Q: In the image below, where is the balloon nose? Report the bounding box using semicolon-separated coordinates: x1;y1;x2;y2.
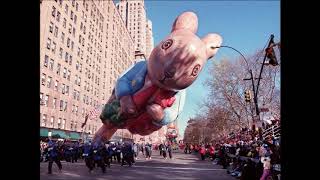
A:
164;67;176;78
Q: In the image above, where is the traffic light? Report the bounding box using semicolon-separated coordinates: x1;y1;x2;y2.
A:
244;90;252;102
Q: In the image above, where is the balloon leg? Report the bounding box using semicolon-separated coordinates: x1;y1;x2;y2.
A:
93;123;118;143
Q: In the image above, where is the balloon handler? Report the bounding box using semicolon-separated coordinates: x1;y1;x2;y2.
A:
93;11;222;144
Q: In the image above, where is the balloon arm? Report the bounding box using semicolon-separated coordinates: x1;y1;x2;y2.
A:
115;61;147;99
152;90;186;126
93;123;118;144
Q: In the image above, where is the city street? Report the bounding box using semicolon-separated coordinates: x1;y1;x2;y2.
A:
40;150;234;180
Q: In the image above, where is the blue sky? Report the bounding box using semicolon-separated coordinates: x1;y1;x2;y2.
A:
144;0;280;137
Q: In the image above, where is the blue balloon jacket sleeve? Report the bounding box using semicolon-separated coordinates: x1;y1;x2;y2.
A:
115;60;147;99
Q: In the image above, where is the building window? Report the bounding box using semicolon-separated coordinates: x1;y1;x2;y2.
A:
73;90;76;99
72;27;76;37
76;61;79;70
75;106;78;115
57;118;61;129
65;52;68;62
50;116;54;128
53;98;57;109
61;83;65;94
40;93;43;104
57;11;61;22
46;38;51;49
76;3;79;11
51;42;56;53
67;38;70;48
74;122;77;131
77;47;80;57
56;63;61;75
65;4;68;14
47;76;52;88
74;15;77;24
54;26;58;37
44;55;49;67
54;80;58;91
66;85;69;95
64;101;68;111
41;73;46;85
44;95;49;107
63;68;67;78
61;32;65;43
49;22;53;33
63;18;66;28
79;64;82;72
71;41;74;51
70;121;73;130
69;23;72;34
49;59;54;70
52;6;56;17
60;100;63;111
62;119;66;129
71;11;74;20
67;70;71;80
41;114;47;127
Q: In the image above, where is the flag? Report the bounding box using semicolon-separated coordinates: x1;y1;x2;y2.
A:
81;105;103;128
88;106;101;120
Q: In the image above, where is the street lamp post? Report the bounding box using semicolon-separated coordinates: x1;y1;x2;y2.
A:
213;34;279;127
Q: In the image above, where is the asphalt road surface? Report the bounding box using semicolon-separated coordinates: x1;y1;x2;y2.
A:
40;150;234;180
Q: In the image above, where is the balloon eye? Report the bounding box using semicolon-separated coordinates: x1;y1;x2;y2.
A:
161;39;173;50
191;64;201;76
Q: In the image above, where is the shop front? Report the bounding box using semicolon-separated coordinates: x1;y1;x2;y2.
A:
40;127;83;141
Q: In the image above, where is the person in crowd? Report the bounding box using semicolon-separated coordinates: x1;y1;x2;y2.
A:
159;143;164;156
167;142;173;159
209;144;215;161
199;144;206;160
240;159;256;180
121;142;134;167
115;142;122;163
71;142;79;163
104;143;111;168
92;142;106;173
141;143;145;156
162;143;167;159
133;142;139;160
145;142;152;160
260;156;271;180
64;145;72;162
47;140;62;174
107;143;115;163
83;141;94;172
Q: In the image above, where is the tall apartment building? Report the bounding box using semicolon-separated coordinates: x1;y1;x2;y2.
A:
40;0;135;141
117;0;151;59
145;19;154;59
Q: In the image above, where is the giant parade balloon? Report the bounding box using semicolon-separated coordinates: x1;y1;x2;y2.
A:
93;11;222;143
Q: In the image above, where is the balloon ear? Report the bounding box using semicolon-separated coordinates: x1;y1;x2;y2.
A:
171;11;198;34
201;33;223;59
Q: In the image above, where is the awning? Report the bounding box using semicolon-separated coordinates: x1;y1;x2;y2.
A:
51;130;69;139
40;128;48;137
69;132;81;140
